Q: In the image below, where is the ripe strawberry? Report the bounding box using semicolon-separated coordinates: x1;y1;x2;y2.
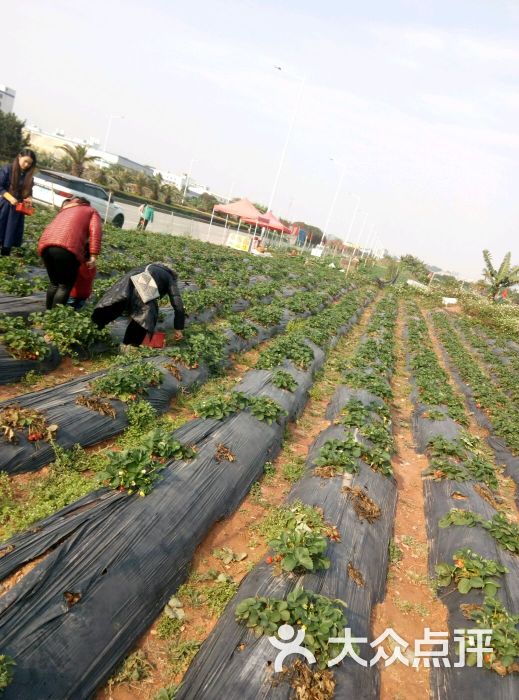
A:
265;556;273;565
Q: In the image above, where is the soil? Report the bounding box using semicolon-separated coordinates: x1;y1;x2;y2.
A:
95;297;377;699
371;303;448;700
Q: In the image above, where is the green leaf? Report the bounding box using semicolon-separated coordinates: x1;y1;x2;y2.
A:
457;578;472;594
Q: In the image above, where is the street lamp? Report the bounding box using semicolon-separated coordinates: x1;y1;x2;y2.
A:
181;158;198;204
266;66;306;214
321;158;347;246
345;211;368;276
103;114;124;152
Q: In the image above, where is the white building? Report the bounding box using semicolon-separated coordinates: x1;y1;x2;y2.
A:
0;85;15;113
153;169;185;190
87;147;154;176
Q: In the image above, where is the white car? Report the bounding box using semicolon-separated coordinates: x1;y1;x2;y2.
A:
32;170;125;227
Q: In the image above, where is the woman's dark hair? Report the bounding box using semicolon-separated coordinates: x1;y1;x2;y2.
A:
61;196;90;208
10;148;37;199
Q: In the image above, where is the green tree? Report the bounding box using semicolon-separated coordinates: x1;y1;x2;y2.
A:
161;184;182;205
0;112;30;160
108;165;132;192
400;254;431;284
133;172;149;197
192;192;219;213
253;202;268;214
482;249;519;301
148;173;162;201
36;151;59;169
57;144;96;177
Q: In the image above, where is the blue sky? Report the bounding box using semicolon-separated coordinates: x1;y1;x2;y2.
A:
5;0;519;278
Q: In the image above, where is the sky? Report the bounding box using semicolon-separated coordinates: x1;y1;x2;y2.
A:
4;0;519;279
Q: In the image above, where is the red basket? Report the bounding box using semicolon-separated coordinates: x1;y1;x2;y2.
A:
142;331;166;349
15;202;35;216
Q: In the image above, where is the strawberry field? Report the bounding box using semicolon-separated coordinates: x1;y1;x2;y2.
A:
0;213;518;700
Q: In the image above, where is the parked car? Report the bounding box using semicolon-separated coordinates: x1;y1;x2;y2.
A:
32;170;125;227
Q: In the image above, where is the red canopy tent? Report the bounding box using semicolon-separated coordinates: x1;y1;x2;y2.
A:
213;198;263;221
207;198;265;242
242;210;291;234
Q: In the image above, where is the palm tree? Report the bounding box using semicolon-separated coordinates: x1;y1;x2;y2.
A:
148;173;162;201
482;250;519;301
108;165;131;192
57;144;96;177
133;172;149;197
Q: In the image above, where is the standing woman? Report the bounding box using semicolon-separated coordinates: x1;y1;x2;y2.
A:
0;148;37;256
37;197;102;309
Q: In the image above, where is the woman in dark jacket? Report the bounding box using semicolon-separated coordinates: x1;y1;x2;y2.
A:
92;262;185;346
0;148;37;256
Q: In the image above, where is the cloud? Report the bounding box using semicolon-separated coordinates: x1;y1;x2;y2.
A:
420;93;478;119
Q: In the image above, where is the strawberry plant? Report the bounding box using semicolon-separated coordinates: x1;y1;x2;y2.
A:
271;370;298;392
165;328;226;374
340;399;371;427
193;395;236;420
269;529;330;573
0;274;33;296
0;654;15;692
30;306;112;357
365;446;393;477
0;315;49;361
435;548;507;596
228;318;257;340
256;336;314;370
0;404;58;444
484;513;519;554
316;437;361;473
97;427;194;496
247;395;287;424
92;359;163;401
439;509;484;528
235;587;350;669
461;596;519;674
342;367;392;400
359;423;394;452
440;509;519;554
194;392;285;424
246;303;284;327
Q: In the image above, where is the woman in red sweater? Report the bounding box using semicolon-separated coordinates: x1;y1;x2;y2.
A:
37;197;102;309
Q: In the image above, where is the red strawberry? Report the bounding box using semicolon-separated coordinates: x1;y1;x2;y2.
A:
265;556;273;565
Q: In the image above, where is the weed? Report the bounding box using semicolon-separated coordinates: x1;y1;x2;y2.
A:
154;686;180;700
167;640;201;675
263;461;276;483
156;615;183;640
394;599;429;617
282;457;305;483
110;650;152;685
388;539;403;565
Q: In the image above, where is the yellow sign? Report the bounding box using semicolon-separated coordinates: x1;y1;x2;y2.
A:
226;232;251;252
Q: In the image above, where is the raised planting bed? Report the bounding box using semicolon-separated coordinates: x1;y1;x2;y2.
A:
0;293;371;699
405;302;519;699
177;293;399;699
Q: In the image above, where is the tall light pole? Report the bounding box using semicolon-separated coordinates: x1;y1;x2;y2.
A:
103;114;124;152
322;158;347;246
344;193;360;248
345;211;368;276
362;224;376;263
266;66;305;214
181;158;197;204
